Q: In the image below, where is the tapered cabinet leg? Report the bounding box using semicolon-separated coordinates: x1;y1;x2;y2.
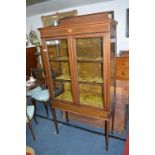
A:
65;111;69;122
51;108;59;134
105;120;109;151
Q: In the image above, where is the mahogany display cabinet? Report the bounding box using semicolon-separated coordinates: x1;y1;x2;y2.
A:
38;12;117;151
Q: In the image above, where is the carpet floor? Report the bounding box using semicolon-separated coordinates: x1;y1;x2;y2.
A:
26;102;128;155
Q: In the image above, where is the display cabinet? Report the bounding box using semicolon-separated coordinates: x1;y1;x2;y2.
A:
39;12;117;151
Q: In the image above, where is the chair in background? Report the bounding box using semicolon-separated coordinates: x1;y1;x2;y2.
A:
31;89;50;117
26;101;38;140
27;67;64;117
27;68;50;117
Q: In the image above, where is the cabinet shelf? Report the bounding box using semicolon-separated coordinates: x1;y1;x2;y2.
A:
56;74;71;81
49;56;103;63
79;76;103;84
55;74;103;84
77;57;103;63
49;56;69;62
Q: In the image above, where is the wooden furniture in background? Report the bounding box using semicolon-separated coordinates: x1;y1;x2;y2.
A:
115;51;129;132
115;80;129;133
26;47;38;76
116;52;129;80
39;12;117;151
26;69;50;117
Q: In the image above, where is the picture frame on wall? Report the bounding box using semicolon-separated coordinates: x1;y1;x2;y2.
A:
41;10;78;27
126;8;129;37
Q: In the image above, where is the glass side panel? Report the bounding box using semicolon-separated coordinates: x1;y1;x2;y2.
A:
46;39;73;102
110;40;116;106
110;27;116;108
75;37;104;108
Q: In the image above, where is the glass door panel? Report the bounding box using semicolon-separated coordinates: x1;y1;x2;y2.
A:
75;37;104;108
77;62;103;84
46;39;73;102
76;38;103;60
79;84;103;108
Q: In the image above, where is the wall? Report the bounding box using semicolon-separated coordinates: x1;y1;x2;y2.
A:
26;0;129;54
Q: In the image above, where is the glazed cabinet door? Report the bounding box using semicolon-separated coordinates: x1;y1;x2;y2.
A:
44;38;74;103
73;34;105;109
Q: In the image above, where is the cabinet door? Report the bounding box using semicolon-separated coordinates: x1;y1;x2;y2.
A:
45;39;73;102
74;35;104;109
